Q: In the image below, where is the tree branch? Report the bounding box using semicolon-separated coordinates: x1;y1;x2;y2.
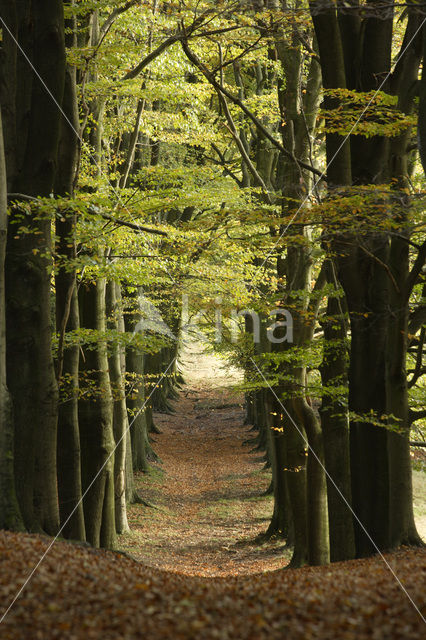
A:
181;40;324;180
409;408;426;425
211;36;264;75
408;409;426;424
99;212;168;236
408;326;426;388
99;1;140;41
304;259;329;343
122;34;181;80
405;239;426;300
7;194;167;237
210;143;242;186
408;303;426;337
122;9;216;81
217;73;272;200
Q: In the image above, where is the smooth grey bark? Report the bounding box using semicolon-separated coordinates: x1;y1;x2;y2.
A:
125;288;151;472
106;280;130;533
78;278;116;549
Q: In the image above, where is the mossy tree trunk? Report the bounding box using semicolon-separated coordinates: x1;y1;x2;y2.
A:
106;280;130;534
124;287;151;472
78;278;116;549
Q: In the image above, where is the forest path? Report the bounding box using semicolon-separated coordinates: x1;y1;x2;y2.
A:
2;343;426;640
118;341;291;576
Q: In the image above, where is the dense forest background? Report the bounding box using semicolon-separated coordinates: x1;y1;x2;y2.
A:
0;0;425;571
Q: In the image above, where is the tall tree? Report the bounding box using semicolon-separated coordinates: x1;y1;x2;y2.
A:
1;0;66;533
0;106;22;531
78;275;117;549
311;0;423;555
55;0;86;541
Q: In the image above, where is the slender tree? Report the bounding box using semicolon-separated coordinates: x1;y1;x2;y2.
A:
78;276;116;549
55;1;86;541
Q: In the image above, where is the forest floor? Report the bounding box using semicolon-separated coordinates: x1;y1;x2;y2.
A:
118;339;291;576
119;339;426;569
1;340;426;639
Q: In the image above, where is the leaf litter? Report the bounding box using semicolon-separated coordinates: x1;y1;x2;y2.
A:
0;343;425;638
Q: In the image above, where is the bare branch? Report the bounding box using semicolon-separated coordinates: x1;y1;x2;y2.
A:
408;326;426;388
409;408;426;425
122;34;181;80
405;239;426;299
216;49;271;201
408;303;426;337
99;1;140;41
210;143;243;186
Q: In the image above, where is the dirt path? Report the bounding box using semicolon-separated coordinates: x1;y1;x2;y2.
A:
2;342;425;640
119;342;291;576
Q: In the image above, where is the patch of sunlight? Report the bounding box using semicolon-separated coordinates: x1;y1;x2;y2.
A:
413;469;426;542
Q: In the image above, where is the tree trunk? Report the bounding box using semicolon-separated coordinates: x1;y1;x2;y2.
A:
125;287;151;472
55;6;85;540
303;400;329;566
284;400;309;568
106;280;130;534
78;278;116;549
0;107;23;531
319;280;355;561
56;286;86;541
385;11;424;548
266;396;293;542
2;0;65;534
313;0;424;556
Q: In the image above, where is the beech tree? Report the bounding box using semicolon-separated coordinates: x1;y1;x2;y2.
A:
0;106;22;531
310;0;424;555
1;0;66;534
